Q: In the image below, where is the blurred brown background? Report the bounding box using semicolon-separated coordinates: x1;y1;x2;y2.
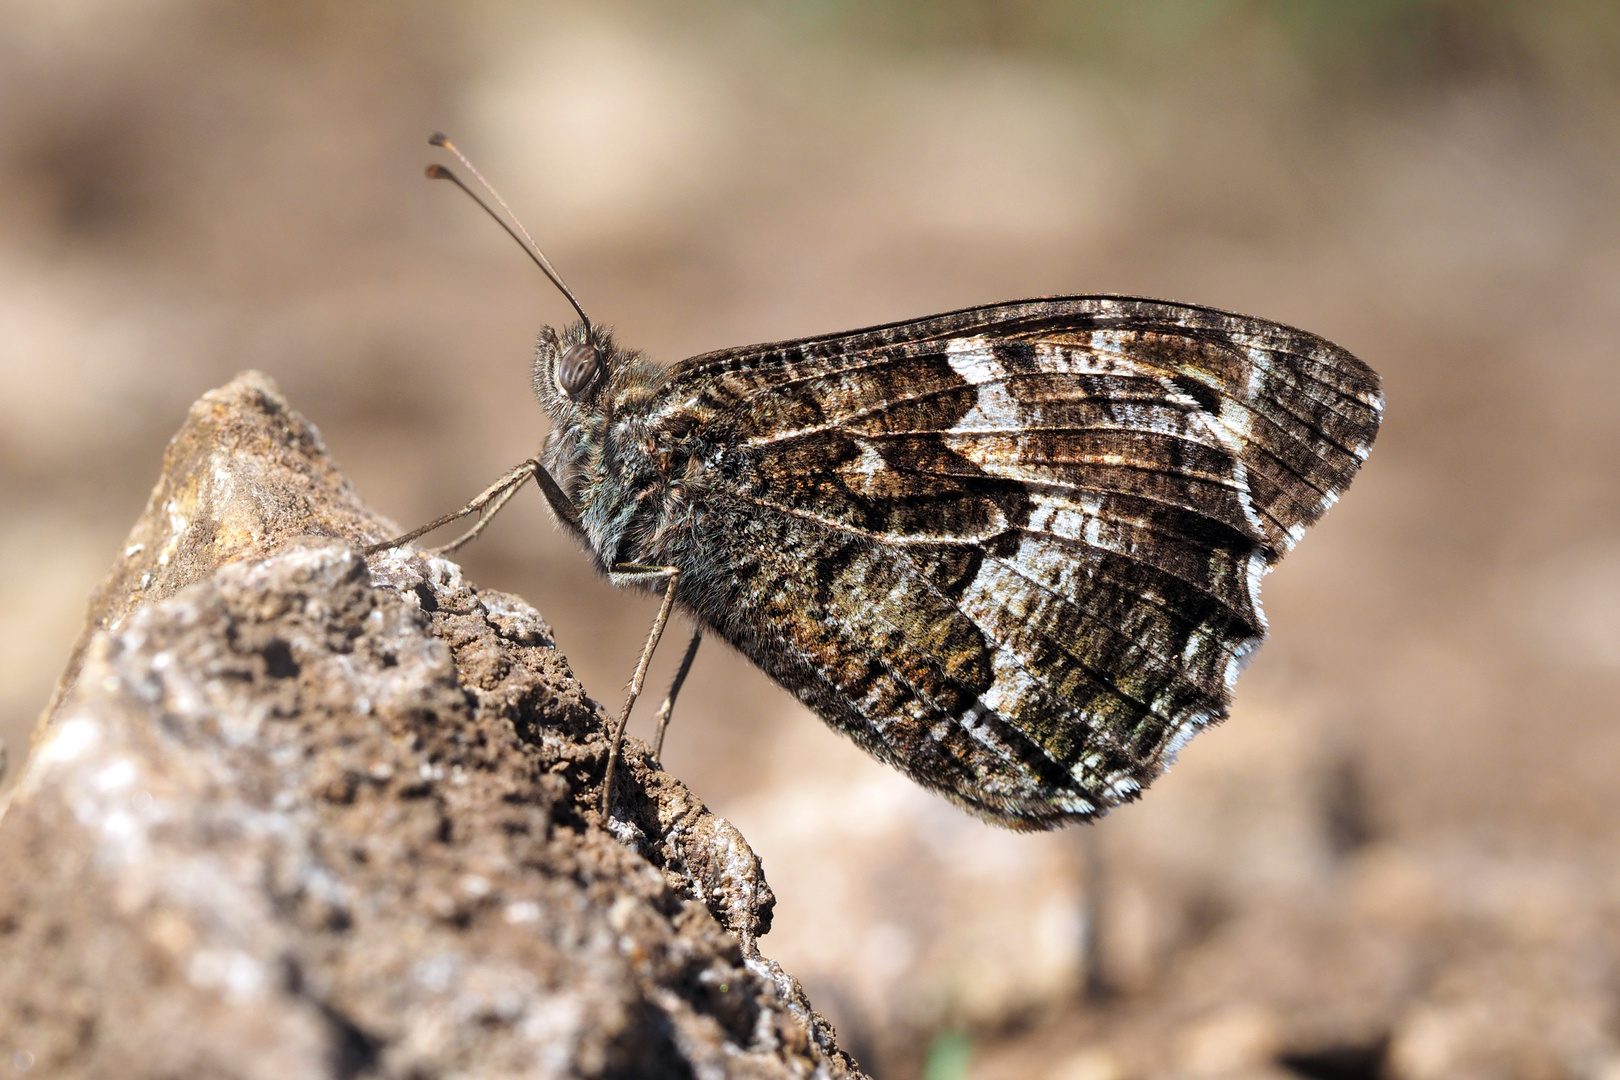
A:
4;2;1620;1078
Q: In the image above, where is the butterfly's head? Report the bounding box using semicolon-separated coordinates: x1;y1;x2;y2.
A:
533;321;662;516
533;321;611;411
533;318;666;430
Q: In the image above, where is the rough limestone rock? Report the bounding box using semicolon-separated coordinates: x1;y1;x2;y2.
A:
0;372;866;1080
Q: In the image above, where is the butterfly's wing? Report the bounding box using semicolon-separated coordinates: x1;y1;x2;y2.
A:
652;297;1383;828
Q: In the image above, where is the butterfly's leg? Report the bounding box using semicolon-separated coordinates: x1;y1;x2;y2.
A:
430;471;528;554
650;628;702;761
363;458;541;555
600;564;681;819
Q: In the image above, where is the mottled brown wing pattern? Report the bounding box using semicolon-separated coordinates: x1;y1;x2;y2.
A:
652;297;1382;827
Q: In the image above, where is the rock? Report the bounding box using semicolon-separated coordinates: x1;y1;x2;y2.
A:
0;372;866;1080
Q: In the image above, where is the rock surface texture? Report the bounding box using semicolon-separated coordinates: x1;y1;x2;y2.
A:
0;373;865;1080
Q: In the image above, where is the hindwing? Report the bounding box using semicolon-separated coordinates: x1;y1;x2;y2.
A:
650;297;1382;827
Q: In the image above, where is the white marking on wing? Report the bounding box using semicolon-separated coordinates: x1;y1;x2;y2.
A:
946;379;1020;435
849;441;886;481
1160;710;1215;764
1076;331;1156;373
977;656;1041;728
1153;374;1270;540
943;336;1002;384
1244;346;1269;397
1030;339;1130;376
1223;636;1262;693
1105;776;1141;798
960;698;994;730
1218;396;1254;442
1181;631;1207;663
1024;496;1139;560
1228;457;1268;536
1244;550;1270;633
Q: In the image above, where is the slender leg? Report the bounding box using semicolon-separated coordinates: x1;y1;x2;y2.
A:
430;471;526;554
651;628;702;761
600;565;681;819
363;458;541;556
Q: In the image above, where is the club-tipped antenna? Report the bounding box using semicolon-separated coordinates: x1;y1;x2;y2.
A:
426;132;592;340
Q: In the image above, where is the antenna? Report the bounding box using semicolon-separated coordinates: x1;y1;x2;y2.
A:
426;132;593;340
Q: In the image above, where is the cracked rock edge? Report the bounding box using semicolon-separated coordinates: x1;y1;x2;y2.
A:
0;370;865;1080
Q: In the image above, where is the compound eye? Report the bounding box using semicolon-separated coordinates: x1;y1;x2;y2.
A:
558;341;603;399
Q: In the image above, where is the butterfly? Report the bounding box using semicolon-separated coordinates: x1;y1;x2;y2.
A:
373;138;1384;830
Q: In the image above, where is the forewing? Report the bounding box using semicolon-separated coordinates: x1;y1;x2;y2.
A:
659;297;1383;826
